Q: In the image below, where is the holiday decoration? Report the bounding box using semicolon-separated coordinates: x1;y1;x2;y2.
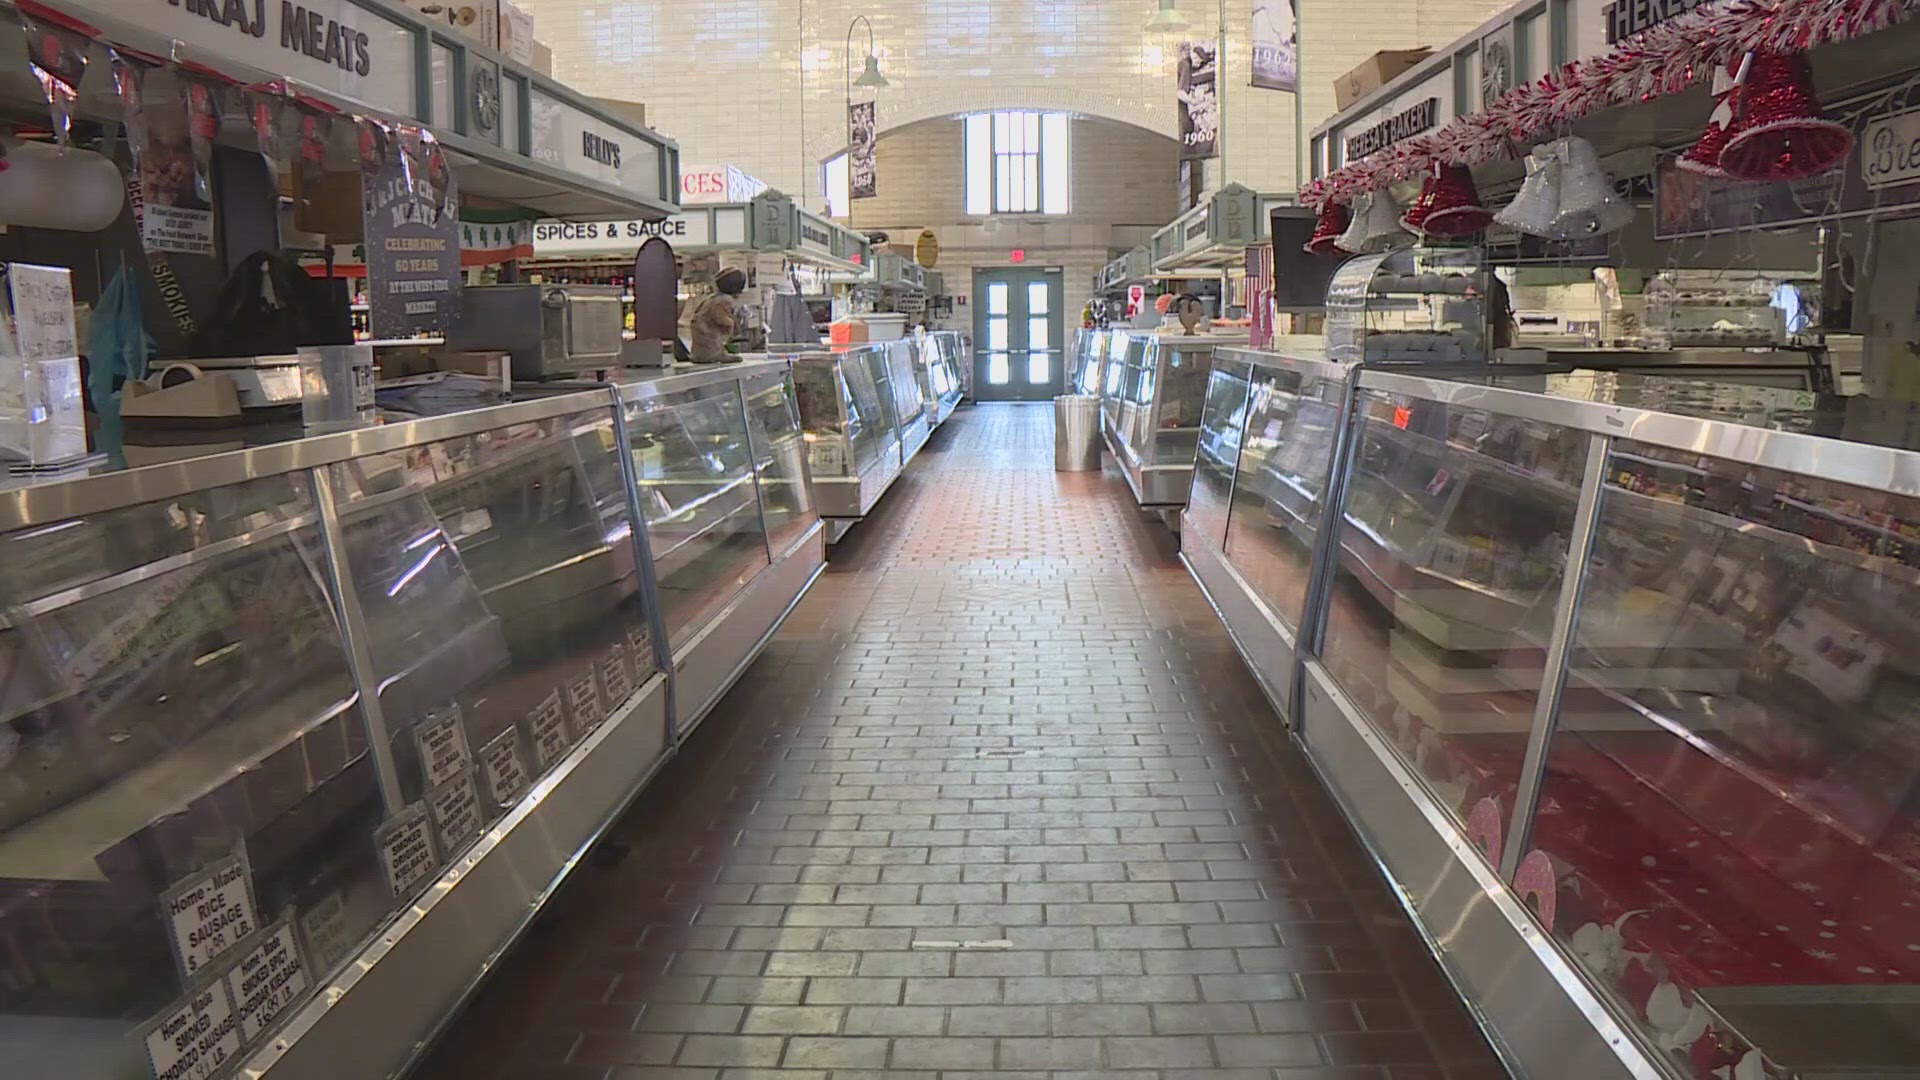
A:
1494;144;1561;236
1677;64;1743;177
1408;164;1492;237
1546;136;1634;238
1717;51;1854;181
1338;187;1408;253
1304;200;1350;255
1301;0;1902;209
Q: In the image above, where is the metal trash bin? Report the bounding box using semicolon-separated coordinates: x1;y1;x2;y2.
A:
1053;394;1101;471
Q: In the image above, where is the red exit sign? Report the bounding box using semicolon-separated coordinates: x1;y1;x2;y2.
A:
1008;249;1027;264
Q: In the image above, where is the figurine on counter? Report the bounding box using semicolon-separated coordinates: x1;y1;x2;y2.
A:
685;268;748;364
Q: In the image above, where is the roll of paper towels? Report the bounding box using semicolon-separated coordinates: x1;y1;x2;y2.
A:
0;141;125;232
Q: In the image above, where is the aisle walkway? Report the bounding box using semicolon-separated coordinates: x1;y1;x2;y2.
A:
417;403;1505;1080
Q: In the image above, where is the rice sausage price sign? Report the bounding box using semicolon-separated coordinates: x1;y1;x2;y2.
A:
161;853;260;979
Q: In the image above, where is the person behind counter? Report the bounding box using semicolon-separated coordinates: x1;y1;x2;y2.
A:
684;268;748;364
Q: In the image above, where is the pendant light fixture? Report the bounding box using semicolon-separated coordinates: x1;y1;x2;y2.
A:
852;53;888;89
1145;0;1190;32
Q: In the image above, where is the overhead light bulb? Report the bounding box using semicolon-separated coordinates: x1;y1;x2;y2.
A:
1145;0;1189;32
853;54;889;88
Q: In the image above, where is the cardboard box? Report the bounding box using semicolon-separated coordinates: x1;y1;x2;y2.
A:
1334;48;1432;110
408;1;499;52
532;41;553;76
500;1;535;66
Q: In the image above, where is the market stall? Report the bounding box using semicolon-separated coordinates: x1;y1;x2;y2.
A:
788;338;941;541
1200;0;1920;1076
1096;329;1249;512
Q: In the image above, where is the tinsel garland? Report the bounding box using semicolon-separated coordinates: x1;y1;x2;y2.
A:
1303;0;1918;207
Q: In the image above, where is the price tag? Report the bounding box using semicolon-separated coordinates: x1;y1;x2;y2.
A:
298;890;354;975
524;688;574;770
160;852;260;980
414;706;472;790
428;768;485;856
223;919;310;1044
809;436;847;475
479;728;532;809
600;643;633;709
566;669;605;737
374;803;440;899
627;624;654;675
142;982;241;1080
6;263;77;362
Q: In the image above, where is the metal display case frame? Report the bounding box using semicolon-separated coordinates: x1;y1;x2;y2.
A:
913;331;967;428
786;342;938;538
0;361;820;1080
1181;350;1920;1080
1100;332;1251;508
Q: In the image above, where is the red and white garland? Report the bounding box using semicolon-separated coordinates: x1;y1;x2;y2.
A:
1303;0;1920;208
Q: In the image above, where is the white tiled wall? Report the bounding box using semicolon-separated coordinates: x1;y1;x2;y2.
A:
849;115;1178;322
522;0;1508;206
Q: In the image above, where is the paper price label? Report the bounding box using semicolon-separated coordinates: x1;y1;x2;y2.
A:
525;688;574;770
567;670;605;737
161;853;259;979
298;890;354;974
429;769;485;856
224;919;309;1044
143;983;241;1080
414;706;472;790
374;803;439;899
480;728;532;809
6;263;77;363
600;643;633;709
626;624;654;676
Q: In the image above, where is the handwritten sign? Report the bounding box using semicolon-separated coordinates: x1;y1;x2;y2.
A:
525;688;574;770
600;643;633;710
374;803;439;899
480;728;532;809
299;890;355;975
567;670;605;737
428;769;485;855
224;919;310;1043
6;263;77;363
414;706;472;790
160;853;259;979
143;983;242;1080
627;624;655;678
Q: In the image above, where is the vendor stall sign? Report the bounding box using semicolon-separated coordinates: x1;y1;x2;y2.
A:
1604;0;1710;44
533;214;712;255
529;88;662;201
361;123;461;339
1655;93;1920;238
1344;97;1439;162
78;0;417;117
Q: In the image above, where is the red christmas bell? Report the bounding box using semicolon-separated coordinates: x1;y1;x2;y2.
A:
1404;164;1492;237
1304;201;1350;256
1718;52;1852;182
1678;64;1742;178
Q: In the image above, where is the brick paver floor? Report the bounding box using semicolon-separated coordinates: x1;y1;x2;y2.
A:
416;403;1508;1080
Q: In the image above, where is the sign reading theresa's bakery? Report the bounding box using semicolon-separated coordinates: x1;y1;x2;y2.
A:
95;0;415;115
1344;97;1439;161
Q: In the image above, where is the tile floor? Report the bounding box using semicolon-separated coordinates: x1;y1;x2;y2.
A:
414;403;1508;1080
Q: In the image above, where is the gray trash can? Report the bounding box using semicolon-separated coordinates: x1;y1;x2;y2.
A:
1053;394;1101;471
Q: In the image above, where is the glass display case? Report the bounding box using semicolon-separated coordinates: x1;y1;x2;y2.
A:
789;346;931;527
1069;328;1110;397
1325;247;1493;366
881;339;933;462
0;363;820;1080
1104;332;1250;507
1184;353;1920;1080
913;331;966;428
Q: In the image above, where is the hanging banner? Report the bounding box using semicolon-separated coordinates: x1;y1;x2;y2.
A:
1250;1;1298;91
131;68;217;259
461;212;537;266
1177;41;1219;160
849;100;877;199
361;122;462;339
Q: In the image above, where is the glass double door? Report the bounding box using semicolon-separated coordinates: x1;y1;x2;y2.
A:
972;267;1066;401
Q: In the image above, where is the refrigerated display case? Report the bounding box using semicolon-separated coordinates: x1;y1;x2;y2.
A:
1183;353;1920;1080
913;331;967;428
0;364;819;1080
1102;332;1251;507
1069;329;1111;398
789;344;934;536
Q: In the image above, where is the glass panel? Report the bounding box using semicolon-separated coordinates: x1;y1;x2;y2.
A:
1317;391;1589;863
1527;445;1920;1072
1027;352;1049;384
839;348;896;471
988;319;1009;351
743;372;817;557
1041;112;1071;214
884;342;924;435
1028;281;1051;315
964;114;992;216
1224;365;1346;632
987;282;1009;316
0;472;369;1077
431;43;455;127
1188;358;1253;548
622;387;771;648
1029;318;1050;350
791;360;859;480
988;355;1010;384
